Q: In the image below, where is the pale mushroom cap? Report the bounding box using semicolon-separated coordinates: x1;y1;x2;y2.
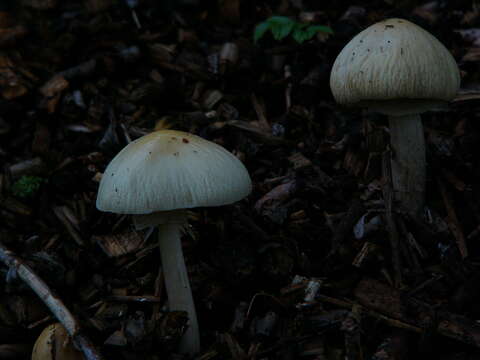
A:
96;130;252;214
32;323;83;360
330;18;460;115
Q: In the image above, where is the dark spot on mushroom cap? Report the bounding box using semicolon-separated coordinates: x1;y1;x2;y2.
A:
174;152;179;156
360;40;363;43
385;25;394;29
149;151;152;154
115;188;118;192
182;138;189;143
111;173;114;176
171;137;177;140
193;150;198;153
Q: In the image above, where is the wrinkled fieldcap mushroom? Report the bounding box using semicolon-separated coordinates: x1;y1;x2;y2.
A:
330;18;460;116
97;130;251;214
96;129;252;354
330;18;460;216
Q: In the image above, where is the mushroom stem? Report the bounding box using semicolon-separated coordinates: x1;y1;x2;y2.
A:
388;114;426;217
158;221;200;355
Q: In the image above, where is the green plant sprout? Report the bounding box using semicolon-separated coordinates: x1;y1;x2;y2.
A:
11;175;45;198
254;16;333;44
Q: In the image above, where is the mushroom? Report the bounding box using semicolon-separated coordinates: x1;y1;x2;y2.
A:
32;323;83;360
330;18;460;216
96;130;252;354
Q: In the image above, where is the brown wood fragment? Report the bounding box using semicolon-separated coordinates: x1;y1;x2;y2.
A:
39;75;69;113
315;293;422;333
52;206;85;247
104;329;127;346
0;197;32;216
94;231;145;258
59;59;97;80
441;168;467;192
251;94;271;131
202;89;223;110
355;278;480;347
9;157;46;179
288;152;312;170
352;242;378;268
254;180;296;213
226;120;289;145
343;148;367;177
39;76;69;97
0;26;27;47
370;333;409;360
0;55;28;100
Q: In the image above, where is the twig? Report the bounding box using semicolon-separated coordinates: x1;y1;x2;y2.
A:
0;243;104;360
382;149;402;287
251;93;271;131
355;277;480;347
315;294;422;334
59;59;97;80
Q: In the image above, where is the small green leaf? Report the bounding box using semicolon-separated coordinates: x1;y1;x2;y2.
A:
11;175;45;198
254;21;271;43
306;25;334;35
292;29;310;44
270;21;295;41
266;16;295;27
254;16;333;45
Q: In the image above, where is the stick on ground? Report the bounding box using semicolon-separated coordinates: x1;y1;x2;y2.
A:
0;242;104;360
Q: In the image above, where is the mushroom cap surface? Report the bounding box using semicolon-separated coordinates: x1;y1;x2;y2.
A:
96;130;252;214
330;18;460;115
32;323;83;360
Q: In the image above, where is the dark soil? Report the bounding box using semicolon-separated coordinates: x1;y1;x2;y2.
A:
1;1;480;359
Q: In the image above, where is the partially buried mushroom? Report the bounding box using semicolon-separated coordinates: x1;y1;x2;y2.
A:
330;18;460;217
32;323;83;360
96;130;252;354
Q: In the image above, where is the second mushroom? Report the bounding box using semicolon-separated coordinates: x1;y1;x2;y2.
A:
330;18;460;217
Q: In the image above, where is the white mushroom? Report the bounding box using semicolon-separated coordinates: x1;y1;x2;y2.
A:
96;130;252;354
330;18;460;216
